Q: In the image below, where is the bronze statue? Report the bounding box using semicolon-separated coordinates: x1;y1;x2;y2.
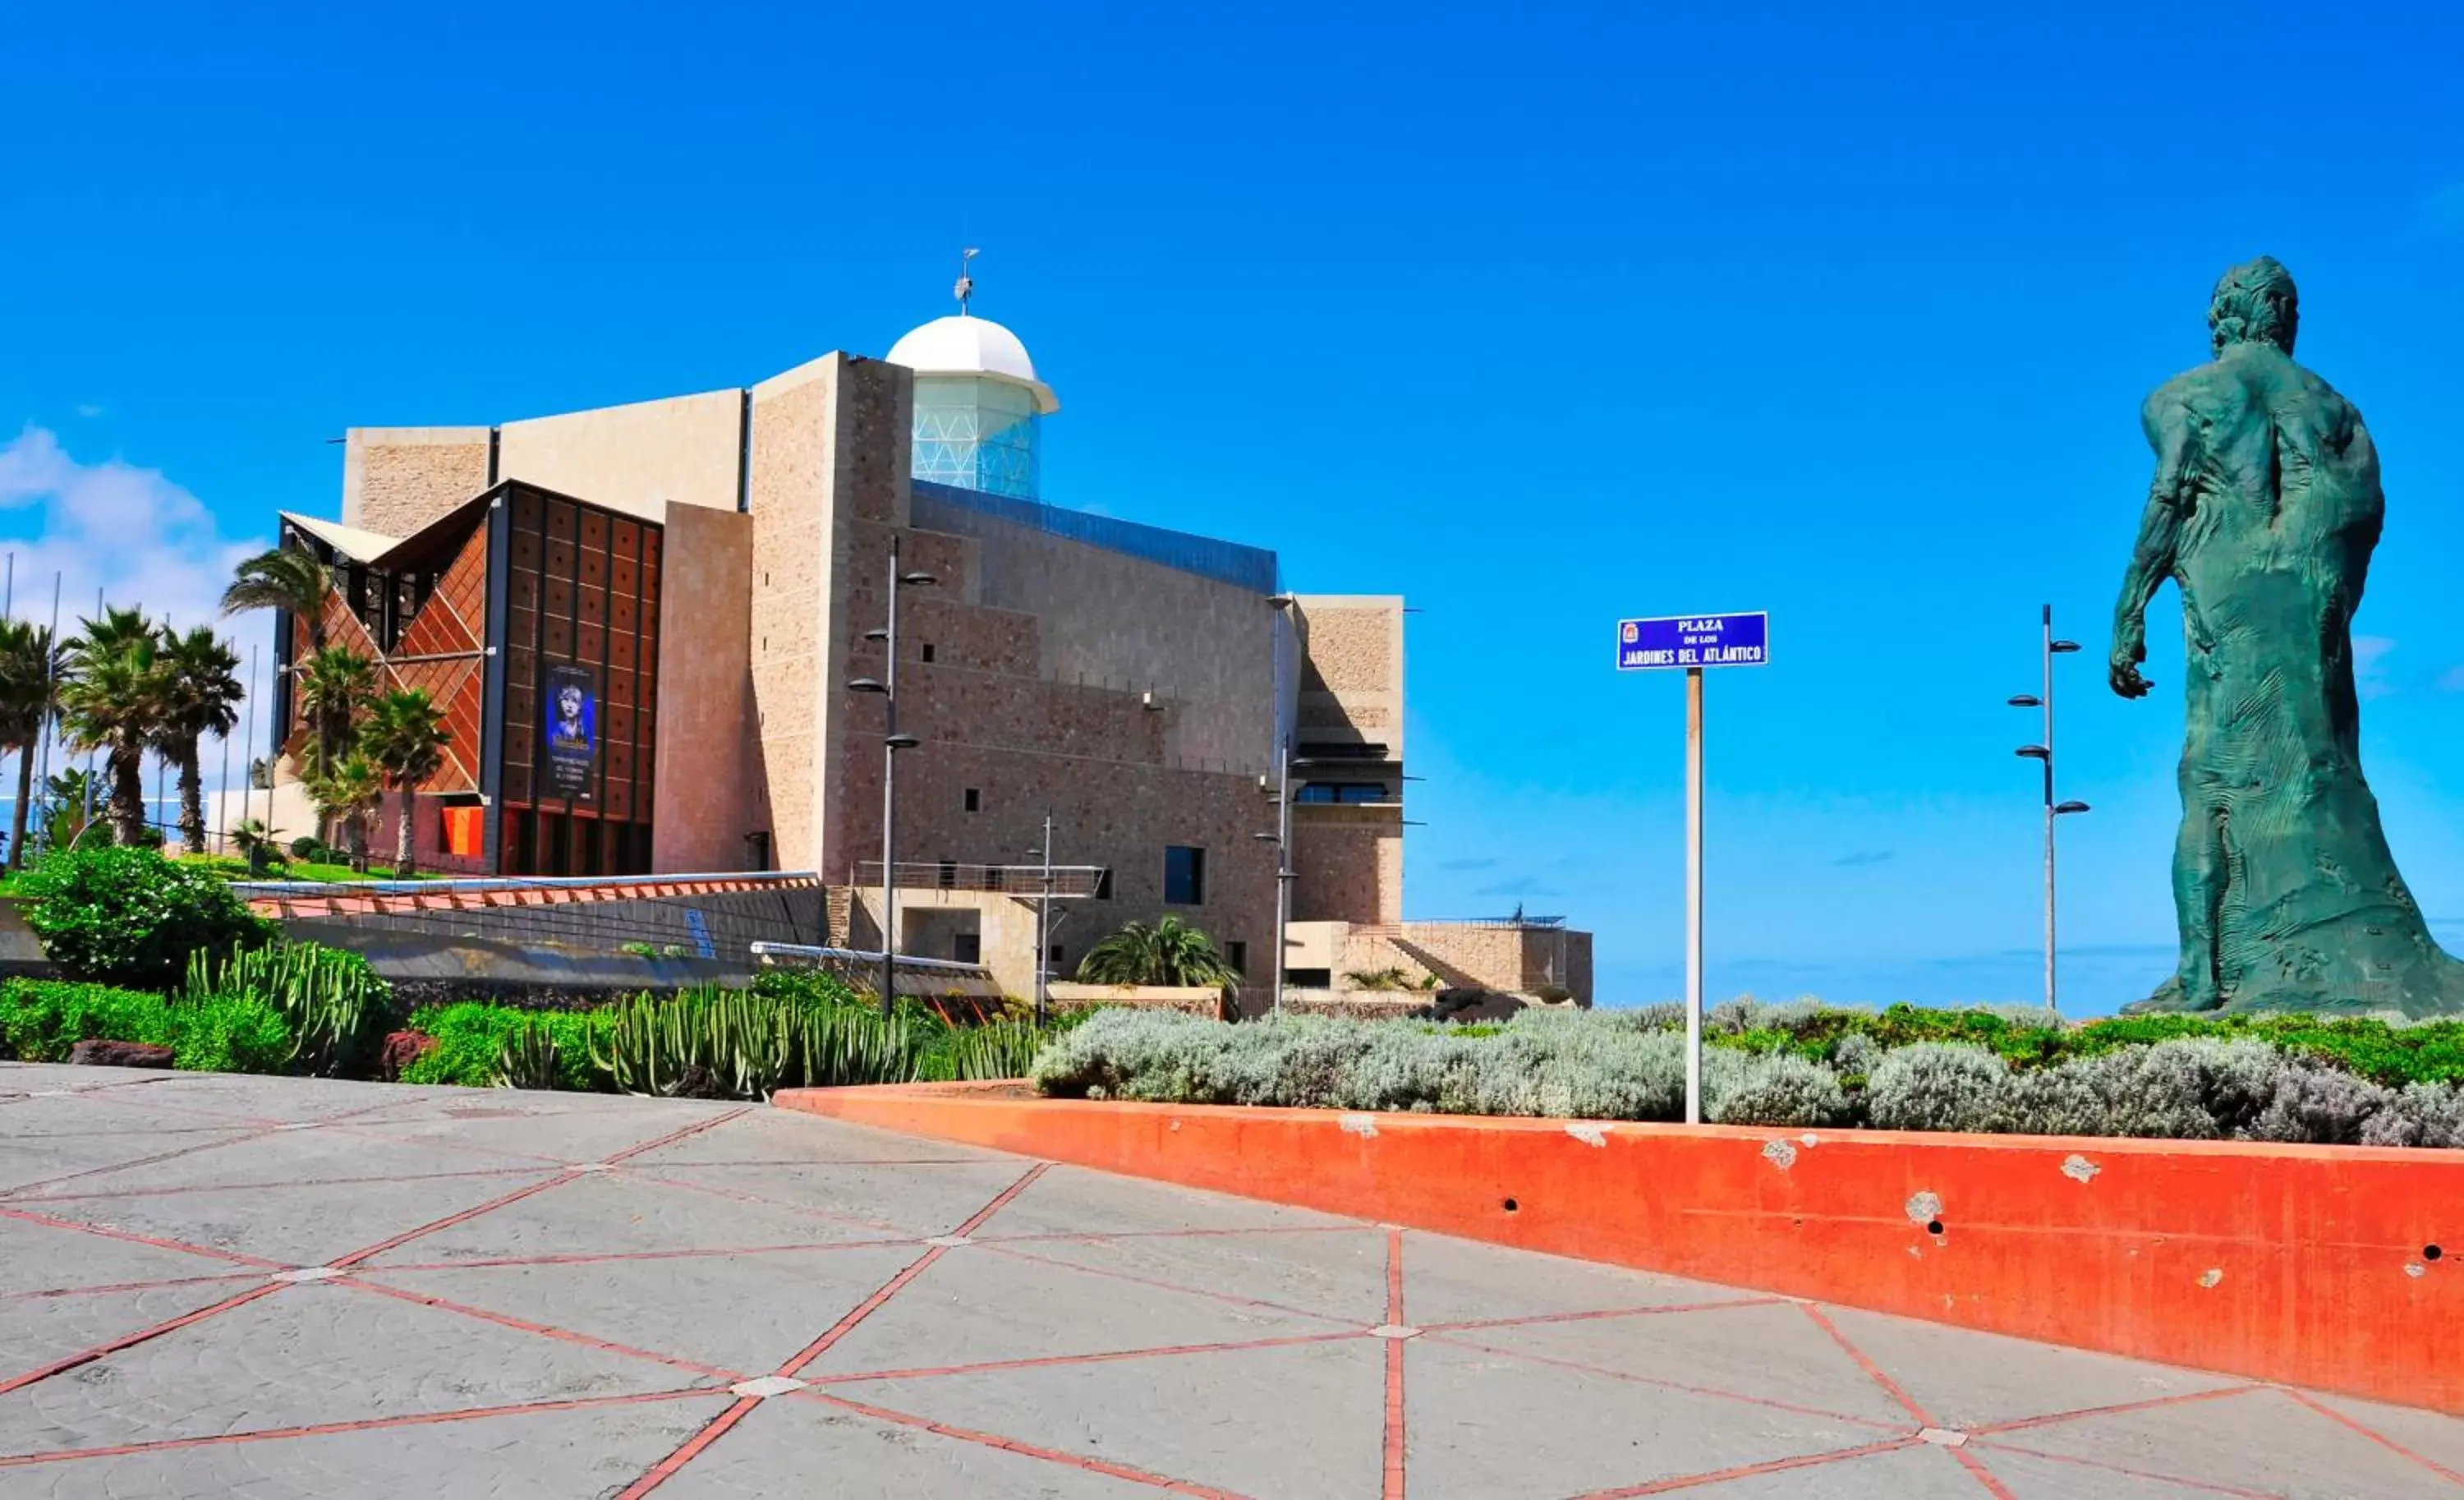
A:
2111;257;2463;1016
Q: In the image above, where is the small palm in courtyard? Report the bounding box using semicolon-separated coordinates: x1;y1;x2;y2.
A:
295;646;377;780
306;754;384;872
59;608;167;848
0;620;64;868
361;688;450;874
1076;915;1240;989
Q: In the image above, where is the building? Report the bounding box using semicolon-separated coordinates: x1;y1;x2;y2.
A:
260;294;1590;1004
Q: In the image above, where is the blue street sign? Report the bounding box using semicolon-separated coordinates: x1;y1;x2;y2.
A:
1616;612;1770;670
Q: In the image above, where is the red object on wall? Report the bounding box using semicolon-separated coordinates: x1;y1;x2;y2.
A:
772;1084;2464;1417
439;805;484;858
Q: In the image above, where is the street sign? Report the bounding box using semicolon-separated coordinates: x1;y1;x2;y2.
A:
1616;613;1769;671
1613;609;1770;1125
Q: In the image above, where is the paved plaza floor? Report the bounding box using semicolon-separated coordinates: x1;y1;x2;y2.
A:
2;1061;2460;1498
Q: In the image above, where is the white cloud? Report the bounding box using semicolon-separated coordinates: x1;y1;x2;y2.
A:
0;425;268;634
0;427;278;804
74;404;103;419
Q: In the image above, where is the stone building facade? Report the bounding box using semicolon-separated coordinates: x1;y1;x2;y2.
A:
268;311;1591;1002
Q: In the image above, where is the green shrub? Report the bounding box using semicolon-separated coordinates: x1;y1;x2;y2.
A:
400;1003;612;1092
0;978;291;1074
183;941;391;1077
19;846;271;990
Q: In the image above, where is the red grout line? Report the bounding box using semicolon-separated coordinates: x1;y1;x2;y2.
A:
0;1125;285;1199
1799;1304;1941;1427
1383;1229;1407;1500
1946;1445;2022;1500
321;1173;572;1269
804;1329;1370;1388
372;1238;926;1273
1966;1437;2282;1498
1568;1438;1924;1498
1971;1383;2270;1437
14;1164;546;1206
337;1276;749;1383
0;1387;723;1470
0;1271;261;1304
612;1396;764;1500
972;1241;1366;1328
613;1167;918;1236
2277;1387;2464;1486
0;1282;285;1396
609;1158;1053;1498
604;1107;754;1164
949;1160;1051;1237
0;1204;292;1269
1423;1333;1916;1436
802;1389;1257;1498
1418;1295;1791;1334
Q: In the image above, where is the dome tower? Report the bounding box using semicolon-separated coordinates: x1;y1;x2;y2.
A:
885;251;1060;501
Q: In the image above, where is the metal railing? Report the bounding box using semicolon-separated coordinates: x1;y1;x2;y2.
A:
852;861;1106;898
246;870;829;964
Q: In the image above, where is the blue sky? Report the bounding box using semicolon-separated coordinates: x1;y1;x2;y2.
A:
6;2;2462;1014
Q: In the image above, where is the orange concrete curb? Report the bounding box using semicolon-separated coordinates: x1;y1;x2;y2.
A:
771;1083;2464;1415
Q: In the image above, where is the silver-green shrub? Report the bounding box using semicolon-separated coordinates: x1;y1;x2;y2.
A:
1864;1043;2012;1133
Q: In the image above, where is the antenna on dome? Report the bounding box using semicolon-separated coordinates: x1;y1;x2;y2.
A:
954;247;979;315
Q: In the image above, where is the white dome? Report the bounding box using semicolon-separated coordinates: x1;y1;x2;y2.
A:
885;315;1060;414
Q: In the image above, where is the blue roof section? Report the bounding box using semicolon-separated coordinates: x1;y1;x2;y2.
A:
912;480;1279;596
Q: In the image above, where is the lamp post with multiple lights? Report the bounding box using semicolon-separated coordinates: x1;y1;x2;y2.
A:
848;537;937;1019
2009;604;2090;1014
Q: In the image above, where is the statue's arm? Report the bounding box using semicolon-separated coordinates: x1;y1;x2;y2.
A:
2110;392;2195;699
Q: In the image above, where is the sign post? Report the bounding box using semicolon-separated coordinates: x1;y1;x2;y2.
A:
1616;612;1768;1125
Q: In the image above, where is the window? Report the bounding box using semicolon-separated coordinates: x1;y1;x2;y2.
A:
963;788;981;813
1285;968;1332;990
954;933;981;964
1047;942;1065;965
1225;941;1248;976
936;858;958;890
922;642;937;663
1297;783;1390;805
1164;845;1207;905
1095;867;1115;901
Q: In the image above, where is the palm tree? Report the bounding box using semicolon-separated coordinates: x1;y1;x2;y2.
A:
0;620;63;869
60;608;168;848
229;817;282;874
222;545;333;652
294;646;377;780
361;688;450;874
1076;915;1241;990
306;754;383;872
151;625;246;855
39;768;104;850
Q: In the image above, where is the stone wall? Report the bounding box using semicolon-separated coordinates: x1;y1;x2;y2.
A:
1290;808;1402;925
654;504;758;872
1292;596;1404;759
342;427;492;536
746;357;838;872
497;389;745;521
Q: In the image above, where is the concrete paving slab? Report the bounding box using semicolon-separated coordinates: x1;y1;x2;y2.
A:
18;1170;564;1268
617;1157;1057;1237
3;1063;2460;1498
0;1281;710;1454
1432;1297;1932;1429
858;1337;1391;1499
361;1169;908;1265
1405;1334;1901;1500
982;1222;1393;1326
1815;1301;2252;1430
0;1392;730;1499
359;1240;929;1376
1977;1384;2461;1499
653;1390;1174;1498
803;1238;1355;1378
0;1129;264;1194
975;1161;1363;1239
1396;1228;1767;1327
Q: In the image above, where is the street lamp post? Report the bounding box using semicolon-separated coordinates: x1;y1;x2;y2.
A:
1028;811;1055;1027
2009;604;2089;1014
849;537;935;1019
1251;738;1296;1015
